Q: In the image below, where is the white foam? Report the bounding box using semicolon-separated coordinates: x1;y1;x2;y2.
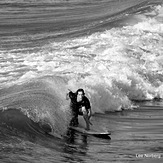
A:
1;5;163;112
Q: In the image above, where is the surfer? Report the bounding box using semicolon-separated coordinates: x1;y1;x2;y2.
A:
66;89;92;130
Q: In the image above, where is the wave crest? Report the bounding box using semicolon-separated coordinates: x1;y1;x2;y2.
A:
0;76;71;137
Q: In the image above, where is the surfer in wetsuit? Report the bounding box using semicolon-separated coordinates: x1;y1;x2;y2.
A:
66;89;92;130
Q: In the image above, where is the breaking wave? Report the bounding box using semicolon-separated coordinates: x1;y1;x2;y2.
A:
0;3;163;138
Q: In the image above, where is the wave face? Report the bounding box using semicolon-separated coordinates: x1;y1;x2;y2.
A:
0;0;163;137
0;77;71;137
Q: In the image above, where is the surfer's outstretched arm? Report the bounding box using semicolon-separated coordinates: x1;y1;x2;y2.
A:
66;93;70;100
66;89;75;100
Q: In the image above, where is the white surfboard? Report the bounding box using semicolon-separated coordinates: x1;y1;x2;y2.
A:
69;126;111;139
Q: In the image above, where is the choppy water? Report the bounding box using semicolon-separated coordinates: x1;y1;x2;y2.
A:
0;0;163;162
1;102;163;163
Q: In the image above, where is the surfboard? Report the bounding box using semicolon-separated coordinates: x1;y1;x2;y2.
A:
69;126;111;139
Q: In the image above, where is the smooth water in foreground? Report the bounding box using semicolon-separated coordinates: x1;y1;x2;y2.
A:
1;101;163;163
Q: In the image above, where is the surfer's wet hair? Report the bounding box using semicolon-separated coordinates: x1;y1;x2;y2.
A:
76;88;85;96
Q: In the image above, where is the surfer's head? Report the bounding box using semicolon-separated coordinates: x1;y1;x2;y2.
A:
76;89;85;102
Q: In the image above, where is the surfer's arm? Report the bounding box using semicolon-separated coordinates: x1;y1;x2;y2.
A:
66;91;75;100
87;108;92;118
66;93;70;100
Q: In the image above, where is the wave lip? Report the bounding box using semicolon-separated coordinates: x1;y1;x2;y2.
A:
0;78;71;138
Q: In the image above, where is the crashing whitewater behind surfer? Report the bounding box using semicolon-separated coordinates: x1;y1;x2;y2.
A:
0;2;163;139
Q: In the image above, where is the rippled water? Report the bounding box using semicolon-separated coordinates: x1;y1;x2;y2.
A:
0;0;163;162
1;101;163;163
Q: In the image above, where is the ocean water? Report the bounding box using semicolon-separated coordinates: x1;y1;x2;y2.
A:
0;0;163;162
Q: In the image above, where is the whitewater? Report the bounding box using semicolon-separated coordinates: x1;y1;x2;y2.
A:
0;0;163;162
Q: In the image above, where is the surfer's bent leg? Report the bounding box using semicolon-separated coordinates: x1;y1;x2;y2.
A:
70;110;79;127
70;116;78;127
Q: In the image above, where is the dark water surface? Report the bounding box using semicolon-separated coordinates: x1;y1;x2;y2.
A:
1;101;163;163
61;101;163;163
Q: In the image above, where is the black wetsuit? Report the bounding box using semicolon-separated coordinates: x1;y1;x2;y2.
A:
68;91;91;126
